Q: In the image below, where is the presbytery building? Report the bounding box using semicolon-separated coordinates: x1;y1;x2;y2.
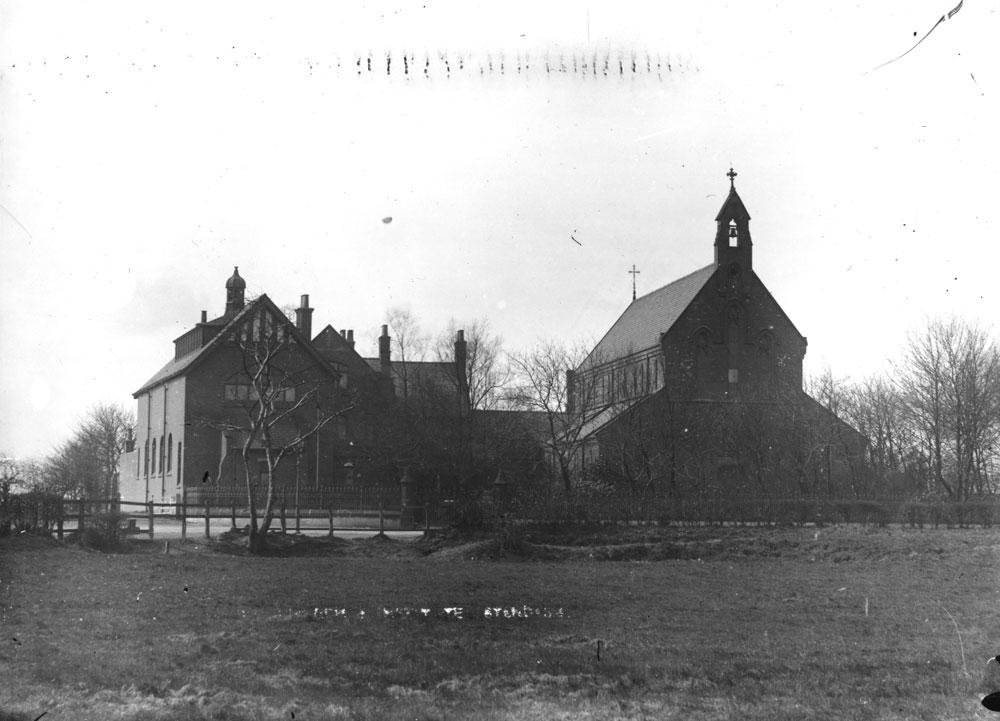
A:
119;268;469;507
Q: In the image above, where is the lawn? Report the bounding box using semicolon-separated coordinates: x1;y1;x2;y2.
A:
1;525;999;720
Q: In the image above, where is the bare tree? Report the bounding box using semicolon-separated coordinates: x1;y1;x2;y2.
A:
508;340;591;495
898;318;1000;500
79;404;135;499
203;300;351;552
40;404;134;499
436;317;510;411
1;454;44;495
386;307;429;403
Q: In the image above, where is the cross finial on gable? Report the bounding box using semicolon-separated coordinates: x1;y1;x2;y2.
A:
727;167;738;188
628;264;641;302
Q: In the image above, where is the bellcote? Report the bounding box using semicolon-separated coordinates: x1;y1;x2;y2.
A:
714;168;752;270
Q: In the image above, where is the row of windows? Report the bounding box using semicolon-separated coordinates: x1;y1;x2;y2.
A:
581;355;665;408
224;383;296;402
231;309;292;347
141;434;181;478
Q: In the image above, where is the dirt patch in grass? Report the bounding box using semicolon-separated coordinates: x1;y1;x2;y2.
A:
420;523;999;564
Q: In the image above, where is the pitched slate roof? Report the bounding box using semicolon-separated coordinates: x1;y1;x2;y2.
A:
362;358;459;399
312;325;375;377
572;398;647;440
580;264;716;370
133;295;335;397
133;308;253;395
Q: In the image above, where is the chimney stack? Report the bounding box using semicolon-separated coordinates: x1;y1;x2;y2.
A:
455;329;468;405
200;310;207;324
347;329;355;348
379;325;391;375
295;294;314;340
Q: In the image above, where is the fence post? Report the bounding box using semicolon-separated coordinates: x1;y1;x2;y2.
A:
295;503;301;535
328;506;334;538
147;501;154;539
424;503;431;537
279;501;287;534
204;503;211;539
57;500;64;540
78;498;86;534
231;502;237;530
181;495;187;542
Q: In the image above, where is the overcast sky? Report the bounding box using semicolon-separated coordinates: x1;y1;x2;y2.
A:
1;1;998;458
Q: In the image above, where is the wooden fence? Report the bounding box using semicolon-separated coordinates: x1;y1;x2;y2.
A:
0;496;443;540
181;485;402;512
7;490;1000;540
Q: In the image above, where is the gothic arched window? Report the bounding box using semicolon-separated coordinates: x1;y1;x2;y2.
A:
725;304;743;344
691;327;712;384
757;330;772;354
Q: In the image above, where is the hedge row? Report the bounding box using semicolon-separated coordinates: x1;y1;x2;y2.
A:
467;493;1000;529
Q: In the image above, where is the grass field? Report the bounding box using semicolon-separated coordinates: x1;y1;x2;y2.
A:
2;525;1000;720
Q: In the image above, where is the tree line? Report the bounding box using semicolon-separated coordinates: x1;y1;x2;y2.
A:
809;317;1000;501
1;403;135;500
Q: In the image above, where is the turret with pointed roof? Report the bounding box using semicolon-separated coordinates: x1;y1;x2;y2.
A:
225;266;246;316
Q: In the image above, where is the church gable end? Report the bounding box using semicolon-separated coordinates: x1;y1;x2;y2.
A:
662;266;806;398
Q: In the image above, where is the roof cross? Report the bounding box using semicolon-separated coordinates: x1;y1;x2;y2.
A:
727;167;738;188
628;264;641;302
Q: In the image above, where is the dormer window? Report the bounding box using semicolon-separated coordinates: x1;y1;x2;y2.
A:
728;220;738;247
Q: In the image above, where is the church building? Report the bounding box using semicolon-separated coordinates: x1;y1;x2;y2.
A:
567;170;867;498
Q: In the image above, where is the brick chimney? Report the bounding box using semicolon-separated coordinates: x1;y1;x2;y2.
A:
379;325;391;375
455;329;468;391
454;329;469;413
347;329;355;349
566;369;576;414
295;294;313;340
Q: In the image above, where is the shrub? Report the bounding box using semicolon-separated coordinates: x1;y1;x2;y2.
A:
448;495;490;530
929;503;955;529
831;500;889;526
953;502;995;528
76;510;129;552
903;502;928;528
496;521;530;556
